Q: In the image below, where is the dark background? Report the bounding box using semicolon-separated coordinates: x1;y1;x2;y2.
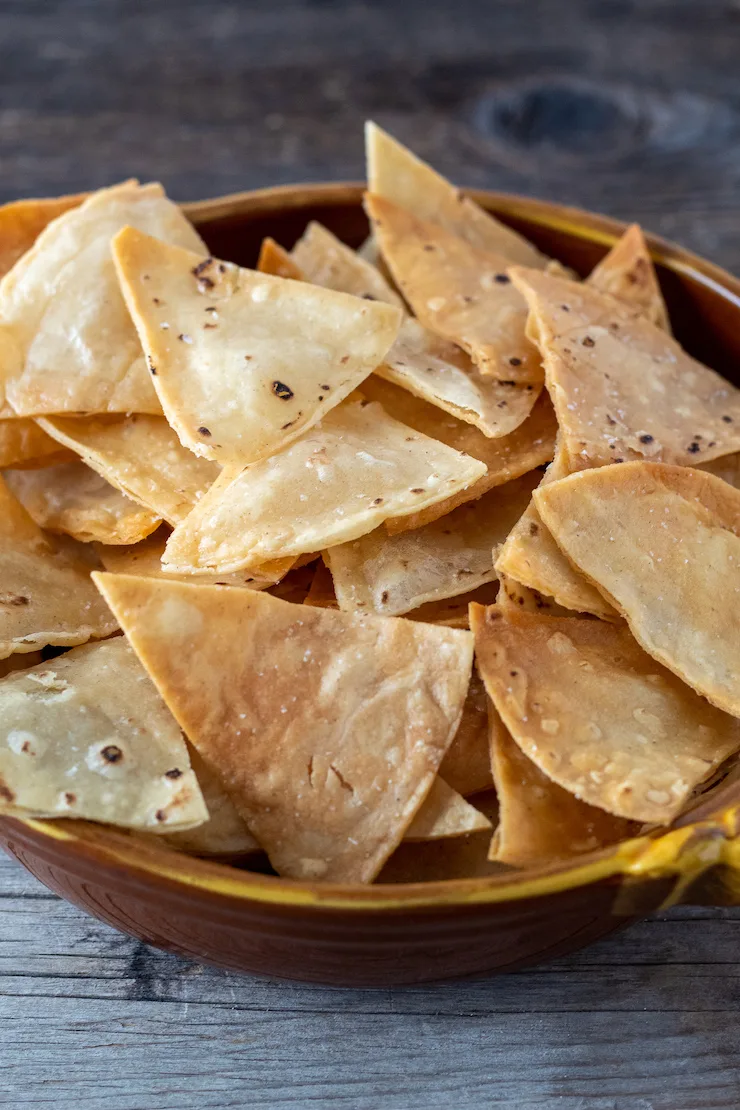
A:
1;0;739;267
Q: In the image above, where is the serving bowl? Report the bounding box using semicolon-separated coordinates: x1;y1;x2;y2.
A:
3;183;740;987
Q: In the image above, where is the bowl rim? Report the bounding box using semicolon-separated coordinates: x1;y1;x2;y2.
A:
12;182;740;912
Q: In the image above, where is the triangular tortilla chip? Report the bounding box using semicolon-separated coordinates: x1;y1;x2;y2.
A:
0;419;71;469
0;638;207;831
377;824;504;883
0;193;86;279
93;574;474;882
471;603;740;823
163;747;260;857
112;227;402;466
489;710;636;867
404;776;491;840
495;570;580;619
366;121;548;267
406;581;500;628
511;266;740;467
0;181;205;417
37;413;219;525
438;669;494;797
4;462;161;545
256;237;305;281
325;470;538;616
292;221;405;307
96;529;291;590
0;475;118;657
303;559;338;608
587;224;670;331
360;376;556;532
366;193;542;386
495;446;619;619
536;460;740;719
700;451;740;487
162;398;487;573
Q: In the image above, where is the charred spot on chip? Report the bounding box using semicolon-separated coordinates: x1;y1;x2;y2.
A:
639;433;654;444
192;257;214;278
152;297;162;305
101;744;123;764
272;380;294;400
423;243;435;252
529;522;539;537
410;487;425;494
494;273;510;284
582;336;595;347
155;809;167;822
498;380;516;387
510;670;518;677
723;415;733;423
373;497;384;505
0;779;15;803
282;420;295;430
197;426;212;437
509;356;522;366
165;768;183;780
362;293;377;300
0;594;29;606
64;792;76;805
178;333;193;343
148;357;157;375
560;304;570;312
380;590;389;603
320;384;330;392
204;322;217;329
687;442;701;454
205;305;218;314
218;263;227;273
340;355;349;364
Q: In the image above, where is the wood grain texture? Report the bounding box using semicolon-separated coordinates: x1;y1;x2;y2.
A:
1;0;740;1106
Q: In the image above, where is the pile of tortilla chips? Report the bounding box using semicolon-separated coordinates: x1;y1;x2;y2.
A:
1;125;740;885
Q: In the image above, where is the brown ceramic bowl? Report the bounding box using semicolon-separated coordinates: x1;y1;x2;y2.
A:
3;184;740;987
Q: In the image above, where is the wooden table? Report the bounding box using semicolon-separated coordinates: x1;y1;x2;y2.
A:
1;2;740;1106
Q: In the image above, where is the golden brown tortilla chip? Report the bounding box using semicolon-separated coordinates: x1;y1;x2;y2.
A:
303;559;338;609
292;220;405;308
325;470;538;616
471;603;740;823
162;397;487;574
0;193;86;279
489;711;636;867
112;227;402;466
0;637;207;831
366;193;542;386
495;570;580;619
0;475;118;657
699;451;740;487
0;181;205;417
510;266;740;468
377;826;505;883
438;669;494;797
93;573;474;882
96;529;291;590
495;446;620;620
256;237;305;281
163;747;260;857
0;419;72;469
587;224;670;331
4;462;161;545
37;413;220;525
365;121;548;267
404;776;491;840
536;460;740;719
360;376;556;532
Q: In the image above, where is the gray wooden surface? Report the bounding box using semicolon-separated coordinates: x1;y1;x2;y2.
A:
2;1;740;1106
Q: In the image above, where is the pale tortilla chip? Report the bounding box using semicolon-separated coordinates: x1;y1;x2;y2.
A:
489;711;636;867
0;419;71;469
162;398;487;574
0;475;118;657
495;446;620;620
510;266;740;467
4;462;161;545
112;227;402;466
325;470;539;616
164;747;260;857
360;376;556;532
471;603;740;823
0;638;207;831
404;776;491;840
0;181;205;417
292;221;405;307
96;529;292;590
587;224;670;331
438;669;494;796
256;237;305;281
37;413;220;525
0;193;86;279
536;460;740;719
366;193;542;386
365;121;548;267
93;574;474;882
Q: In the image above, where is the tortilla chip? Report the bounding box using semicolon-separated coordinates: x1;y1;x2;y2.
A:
377;826;504;883
266;561;318;604
0;181;205;417
0;193;86;279
37;413;220;525
163;747;260;857
112;227;402;466
0;651;44;679
303;559;338;608
0;638;207;831
365;121;548;267
0;419;72;469
405;581;500;628
0;475;118;657
438;669;494;796
495;447;620;619
93;574;474;882
587;224;670;331
510;266;740;468
96;529;291;590
404;776;491;840
536;460;740;719
489;712;636;867
325;470;539;616
495;570;579;619
162;398;487;574
4;462;161;545
700;451;740;488
471;603;740;823
256;237;305;281
360;377;556;532
366;193;542;386
292;221;405;308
